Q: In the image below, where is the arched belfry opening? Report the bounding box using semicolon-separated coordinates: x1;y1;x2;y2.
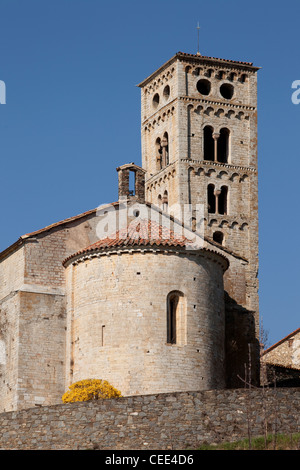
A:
204;126;230;163
218;186;228;215
217;128;230;163
156;137;162;170
155;133;169;170
162;132;169;167
207;185;228;215
117;163;146;202
207;184;216;213
204;126;214;161
162;190;168;211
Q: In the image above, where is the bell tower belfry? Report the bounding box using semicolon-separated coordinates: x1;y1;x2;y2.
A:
138;51;261;387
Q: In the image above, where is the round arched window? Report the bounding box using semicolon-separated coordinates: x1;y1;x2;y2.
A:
152;93;160;108
163;85;170;100
220;83;234;100
196;79;211;96
213;231;224;245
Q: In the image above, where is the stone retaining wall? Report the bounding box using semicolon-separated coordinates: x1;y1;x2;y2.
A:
0;389;299;450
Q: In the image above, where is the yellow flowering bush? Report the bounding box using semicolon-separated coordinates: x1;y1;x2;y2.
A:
62;379;122;403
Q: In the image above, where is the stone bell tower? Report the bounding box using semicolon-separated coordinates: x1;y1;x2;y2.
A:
138;51;261;386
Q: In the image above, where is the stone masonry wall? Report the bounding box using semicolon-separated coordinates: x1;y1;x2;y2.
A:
0;210;113;413
0;389;299;450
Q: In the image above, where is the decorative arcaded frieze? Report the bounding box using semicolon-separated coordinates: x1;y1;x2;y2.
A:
146;161;177;184
143;66;175;94
68;244;228;271
181;158;257;174
142;101;176;128
179;95;256;112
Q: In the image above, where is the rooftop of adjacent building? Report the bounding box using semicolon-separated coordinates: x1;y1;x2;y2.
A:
262;328;300;356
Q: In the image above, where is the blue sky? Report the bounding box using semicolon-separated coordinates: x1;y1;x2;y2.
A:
0;0;299;347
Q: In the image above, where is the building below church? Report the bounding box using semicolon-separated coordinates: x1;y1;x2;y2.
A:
0;50;262;412
261;329;300;388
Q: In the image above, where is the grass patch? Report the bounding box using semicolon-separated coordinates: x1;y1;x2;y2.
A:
198;433;300;450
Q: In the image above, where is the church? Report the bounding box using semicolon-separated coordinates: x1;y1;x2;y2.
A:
0;51;260;412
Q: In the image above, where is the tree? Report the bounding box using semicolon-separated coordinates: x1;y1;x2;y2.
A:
62;379;122;403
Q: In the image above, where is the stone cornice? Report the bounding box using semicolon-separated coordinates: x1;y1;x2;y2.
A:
175;51;259;71
145;161;177;184
63;244;229;272
142;95;256;129
142;99;176;127
179;95;256;112
180;158;257;174
138;52;259;88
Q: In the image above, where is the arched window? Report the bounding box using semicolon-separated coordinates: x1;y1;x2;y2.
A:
162;132;169;167
204;126;214;161
213;231;224;245
217;128;230;163
129;170;135;196
207;185;228;215
153;93;160;108
218;186;228;215
162;190;168;211
156;137;162;170
207;184;216;214
167;291;185;345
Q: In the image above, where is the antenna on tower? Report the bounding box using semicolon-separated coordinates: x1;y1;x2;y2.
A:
196;22;201;55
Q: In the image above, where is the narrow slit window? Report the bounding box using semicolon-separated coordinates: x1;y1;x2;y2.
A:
101;325;105;347
167;291;186;346
167;294;178;344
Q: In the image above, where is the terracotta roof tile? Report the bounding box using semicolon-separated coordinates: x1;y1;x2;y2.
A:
176;51;255;67
63;218;230;271
262;328;300;355
63;219;193;264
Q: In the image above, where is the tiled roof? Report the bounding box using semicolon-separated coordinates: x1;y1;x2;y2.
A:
22;205;119;238
176;51;255;66
63;218;230;270
63;219;194;264
92;218;192;247
138;51;259;87
262;361;300;372
0;203;117;261
0;200;230;268
262;328;300;355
